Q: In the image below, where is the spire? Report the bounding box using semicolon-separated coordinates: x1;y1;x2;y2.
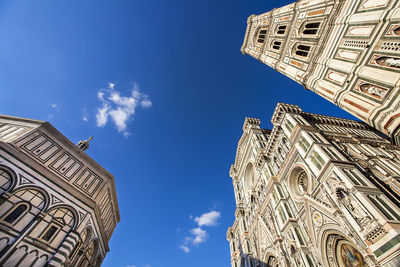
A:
76;136;94;152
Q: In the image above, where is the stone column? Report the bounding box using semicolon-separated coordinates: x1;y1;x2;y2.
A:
48;230;80;267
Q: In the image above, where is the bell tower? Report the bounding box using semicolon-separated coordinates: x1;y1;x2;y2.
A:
241;0;400;145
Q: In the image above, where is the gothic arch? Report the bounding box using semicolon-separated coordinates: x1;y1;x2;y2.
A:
263;251;279;267
243;162;256;196
263;248;278;262
320;228;366;267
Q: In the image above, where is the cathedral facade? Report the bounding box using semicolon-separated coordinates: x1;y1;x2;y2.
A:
0;115;120;266
241;0;400;145
227;103;400;267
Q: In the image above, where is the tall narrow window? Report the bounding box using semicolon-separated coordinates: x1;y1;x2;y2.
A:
376;196;400;220
303;22;321;35
295;227;305;245
276;25;287;35
3;204;28;224
368;195;394;220
272;41;281;50
42;225;59;242
257;29;267;44
295;45;311;57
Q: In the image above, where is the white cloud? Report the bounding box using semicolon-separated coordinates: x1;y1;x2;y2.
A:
178;210;220;253
82;107;89;122
179;245;190;253
95;82;151;137
126;265;136;267
50;104;60;112
96;105;109;127
141;99;152;108
194;211;221;227
190;227;208;245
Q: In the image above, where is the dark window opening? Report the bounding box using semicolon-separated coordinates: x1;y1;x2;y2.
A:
295;45;311;57
4;204;27;224
303;22;320;35
257;29;268;44
277;25;287;35
272;41;281;50
42;225;59;242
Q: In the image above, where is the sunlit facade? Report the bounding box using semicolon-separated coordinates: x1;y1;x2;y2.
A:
241;0;400;145
227;103;400;266
0;115;120;267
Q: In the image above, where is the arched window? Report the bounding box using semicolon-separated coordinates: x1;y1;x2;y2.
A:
272;41;281;50
244;163;255;193
76;239;99;267
256;29;268;44
41;207;75;243
276;25;287;35
3;203;28;224
266;255;277;267
2;188;46;230
14;189;46;210
295;44;311;57
81;227;92;245
302;22;321;35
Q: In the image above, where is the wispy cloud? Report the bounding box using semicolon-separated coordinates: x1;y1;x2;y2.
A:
50;103;60;112
82;107;89;122
95;82;152;137
179;245;190;253
194;211;220;227
190;227;208;244
178;210;220;253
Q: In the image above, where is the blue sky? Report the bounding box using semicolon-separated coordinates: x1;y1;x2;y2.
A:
0;1;357;267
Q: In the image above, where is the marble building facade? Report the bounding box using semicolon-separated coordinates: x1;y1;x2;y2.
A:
227;103;400;266
0;115;120;267
241;0;400;145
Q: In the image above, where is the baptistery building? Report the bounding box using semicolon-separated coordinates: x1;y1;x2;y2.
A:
0;115;120;266
227;103;400;267
241;0;400;145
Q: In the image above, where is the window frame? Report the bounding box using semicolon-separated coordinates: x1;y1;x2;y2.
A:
276;24;287;35
40;222;62;243
1;202;30;226
300;21;322;36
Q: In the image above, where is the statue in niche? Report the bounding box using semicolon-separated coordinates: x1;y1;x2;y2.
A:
376;56;400;68
359;83;385;99
336;187;365;222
